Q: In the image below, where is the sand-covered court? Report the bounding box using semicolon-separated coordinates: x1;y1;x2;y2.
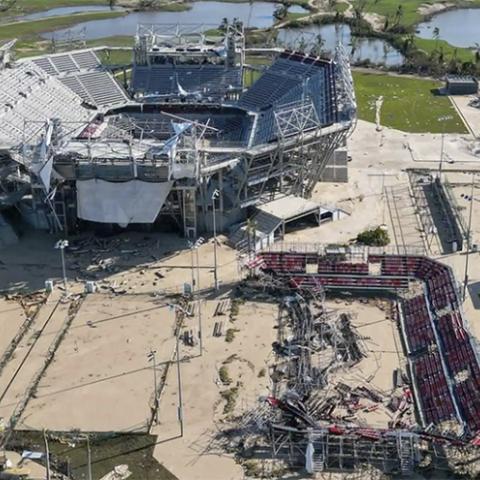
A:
20;293;177;432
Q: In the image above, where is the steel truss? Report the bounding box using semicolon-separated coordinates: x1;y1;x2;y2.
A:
235;123;348;207
270;425;418;475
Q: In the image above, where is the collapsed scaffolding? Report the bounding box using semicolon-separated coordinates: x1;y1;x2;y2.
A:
239;280;420;476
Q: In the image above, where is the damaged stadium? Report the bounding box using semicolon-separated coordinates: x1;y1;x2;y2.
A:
0;22;355;240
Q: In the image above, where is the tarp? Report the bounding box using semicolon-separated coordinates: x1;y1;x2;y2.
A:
21;450;44;459
77;179;172;226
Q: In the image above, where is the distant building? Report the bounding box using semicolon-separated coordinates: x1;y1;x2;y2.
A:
445;75;478;95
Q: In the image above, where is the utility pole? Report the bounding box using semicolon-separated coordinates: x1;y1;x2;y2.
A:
438;115;453;180
212;189;220;290
175;312;184;437
54;239;69;295
189;237;204;293
198;299;203;356
86;435;92;480
463;173;475;301
189;243;196;292
147;349;158;424
43;429;51;480
195;246;201;290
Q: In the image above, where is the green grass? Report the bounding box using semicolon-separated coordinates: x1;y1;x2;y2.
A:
286;11;310;20
354;0;480;27
97;47;132;65
15;35;134;60
2;0;111;16
334;2;349;14
353;71;468;133
414;37;477;63
0;11;125;41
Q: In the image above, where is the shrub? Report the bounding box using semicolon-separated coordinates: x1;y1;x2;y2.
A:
356;226;390;246
225;328;239;343
219;366;232;385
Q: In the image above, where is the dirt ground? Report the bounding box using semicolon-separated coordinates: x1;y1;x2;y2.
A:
152;298;278;480
0;298;26;355
20;293;177;432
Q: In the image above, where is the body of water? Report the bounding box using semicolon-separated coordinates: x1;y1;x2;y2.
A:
288;5;309;14
416;8;480;48
41;2;278;40
21;5;120;21
278;23;404;66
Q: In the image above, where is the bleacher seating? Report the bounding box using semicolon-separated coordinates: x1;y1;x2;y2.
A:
25;50;129;109
261;252;306;273
254;250;480;435
318;261;368;275
60;71;129;107
289;274;408;290
402;295;435;353
131;64;242;100
237;51;337;146
412;351;456;424
31;50;101;76
0;63;93;147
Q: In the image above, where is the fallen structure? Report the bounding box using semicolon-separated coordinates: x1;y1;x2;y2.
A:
247;246;480;439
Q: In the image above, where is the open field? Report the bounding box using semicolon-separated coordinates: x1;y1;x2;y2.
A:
353;71;468;133
0;11;125;41
357;0;480;27
414;36;477;63
2;0;112;15
20;294;177;432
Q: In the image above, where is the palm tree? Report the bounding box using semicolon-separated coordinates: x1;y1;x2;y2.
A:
433;27;440;49
394;4;403;26
273;4;288;21
219;17;229;32
312;33;325;55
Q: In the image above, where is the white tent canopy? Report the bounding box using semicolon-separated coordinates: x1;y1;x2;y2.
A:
77;179;173;226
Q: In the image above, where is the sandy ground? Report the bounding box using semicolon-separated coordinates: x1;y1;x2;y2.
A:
0;298;26;355
418;2;454;16
0;291;66;423
450;95;480;138
0;231;239;295
21;293;177;432
152;299;278;480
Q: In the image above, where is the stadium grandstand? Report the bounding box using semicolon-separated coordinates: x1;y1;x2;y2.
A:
0;22;356;237
248;245;480;439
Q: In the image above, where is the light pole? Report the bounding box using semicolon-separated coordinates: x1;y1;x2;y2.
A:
86;435;92;480
438;115;453;180
463;173;475;301
54;239;69;295
147;349;158;424
43;429;51;480
188;237;205;293
211;189;220;290
197;299;203;356
175;321;183;437
168;303;190;436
